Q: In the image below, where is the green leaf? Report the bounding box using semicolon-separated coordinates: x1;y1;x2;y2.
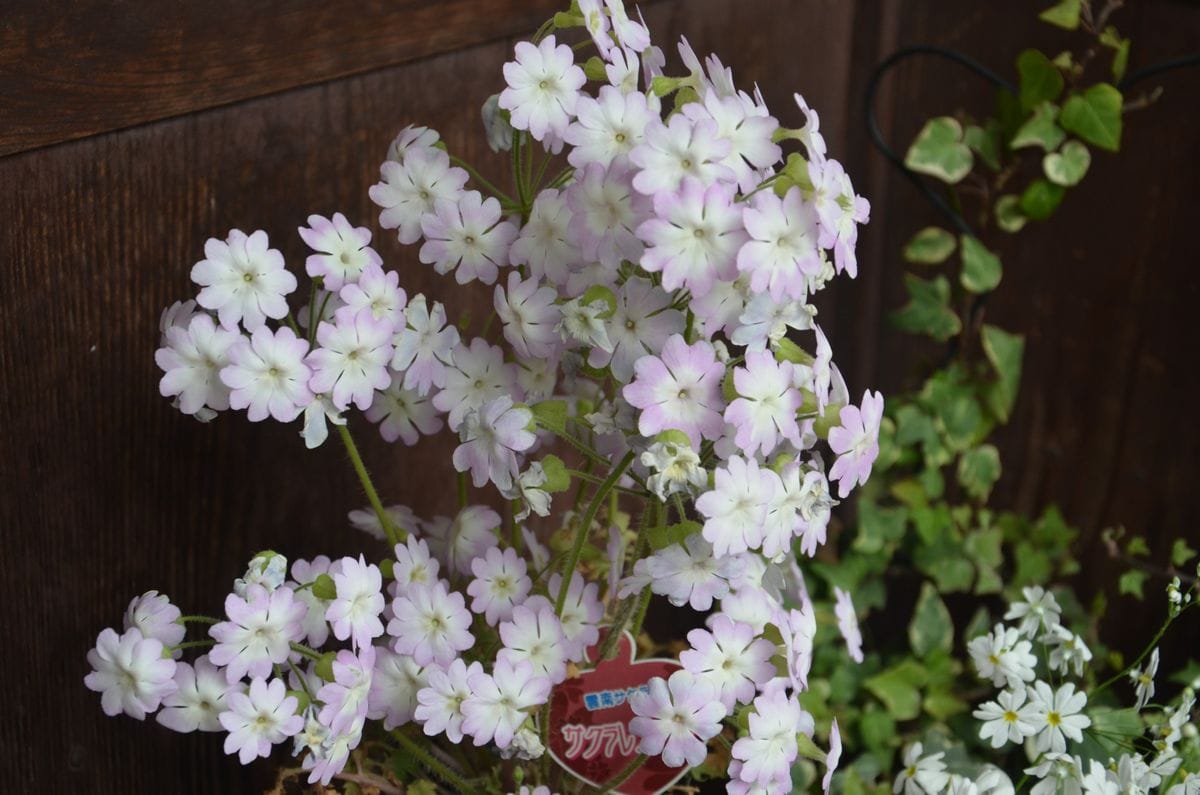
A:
981;325;1025;422
964;122;1002;171
1119;569;1147;600
994;195;1028;233
923;690;968;721
904;227;957;264
859;707;897;752
1087;707;1145;755
796;732;827;763
1019;178;1066;221
1014;541;1051;587
1039;0;1081;29
315;651;338;682
957;444;1002;501
1171;538;1198;567
1060;84;1123;152
1011;102;1066;151
312;573;337;600
855;501;908;553
531;399;568;434
1017;50;1064;111
965;526;1004;570
904;117;974;183
960;235;1002;294
1043;139;1092;186
909;582;954;657
891;274;961;342
864;660;928;721
540;454;571;493
646;520;701;551
1126;536;1150;557
1112;38;1131;82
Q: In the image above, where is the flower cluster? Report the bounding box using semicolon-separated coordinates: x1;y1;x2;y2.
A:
99;2;882;792
882;585;1200;795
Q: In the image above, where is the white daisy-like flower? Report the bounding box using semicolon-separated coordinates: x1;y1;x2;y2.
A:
499;35;586;142
191;229;296;332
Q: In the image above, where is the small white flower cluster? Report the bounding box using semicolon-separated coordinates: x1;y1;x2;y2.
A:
891;585;1200;795
100;1;885;791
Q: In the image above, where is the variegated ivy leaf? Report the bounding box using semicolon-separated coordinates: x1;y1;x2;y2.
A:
994;195;1028;233
1043;139;1091;186
1010;101;1066;151
905;117;973;183
903;227;957;265
1060;83;1123;152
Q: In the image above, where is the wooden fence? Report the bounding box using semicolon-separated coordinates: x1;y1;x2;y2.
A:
1;0;1196;790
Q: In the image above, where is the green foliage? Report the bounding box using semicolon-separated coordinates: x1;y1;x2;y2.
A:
891;274;962;341
959;235;1002;293
1060;83;1123;152
1044;139;1092;186
1017;49;1064;111
904;117;974;183
1011;102;1066;151
646;519;700;550
1039;0;1081;30
903;227;957;265
908;582;954;657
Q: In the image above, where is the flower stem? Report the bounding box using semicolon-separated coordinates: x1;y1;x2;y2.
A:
1094;611;1174;695
555;451;635;617
391;730;474;793
450;155;516;206
629;587;653;638
289;642;323;661
596;753;648;794
176;615;220;625
169;640;215;652
336;424;402;547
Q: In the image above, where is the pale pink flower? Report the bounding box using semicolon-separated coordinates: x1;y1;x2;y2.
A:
326;555;385;650
218;677;303;764
623;335;726;448
833;587;864;663
638;177;746;297
307;311;394;411
421;505;501;577
823;718;842;793
433;337;520;431
680;614;775;711
453;396;536;492
737;187;822;301
629;670;725;768
467;546;532;626
370;146;468;245
498;602;569;684
548;572;603;662
696;456;780;557
587;276;683;383
298;212;382;290
365;376;443;445
367;646;428;730
336;261;406;328
682;90;781;192
155;313;239;416
494;271;562;359
416;658;481;743
638;534;742;611
827;389;883;498
191;229;296;332
499;35;586;141
85;626;178;720
565;158;649;269
209;584;306;683
462;659;552;748
605;0;650;52
794;93;827;165
156;655;232;733
220;325;312;422
731;683;813;790
724;349;803;456
317;646;374;736
392;535;441;590
810;158;870;278
391;295;459;396
123;590;185;652
629;114;733;197
509;189;575;286
564;85;656;169
290;556;333;648
388;580;474;666
419;191;518;286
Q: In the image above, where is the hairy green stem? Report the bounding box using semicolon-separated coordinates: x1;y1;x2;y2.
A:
450;155;516;205
337;424;401;547
391;730;474;793
176;615;220;625
555;451;635;617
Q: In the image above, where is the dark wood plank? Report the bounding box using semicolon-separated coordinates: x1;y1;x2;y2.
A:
0;0;562;157
0;1;859;789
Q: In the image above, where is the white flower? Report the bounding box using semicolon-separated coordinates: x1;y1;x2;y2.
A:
565;85;656;169
85;627;178;720
290;556;333;648
191;229;296;332
1080;760;1118;795
737;187;822;302
968;623;1037;689
391;295;460;396
307;311;394;411
453;396;536;493
415;658;481;742
233;551;288;598
630;670;725;768
220;325;312;422
565;159;649;270
498;602;569;684
155;313;239;416
629;114;733;197
467;546;532;626
636;534;742;610
641;439;706;501
548;573;603;662
461;659;551;749
589;276;683;383
1044;624;1093;677
495;271;561;359
301;393;345;449
392;535;441;589
893;742;950;795
557;295;614;352
123;590;185;652
723;349;803;457
731;292;816;350
481;93;514;152
499;35;586;141
696;455;779;557
298;212;382;290
433;338;520;432
1028;681;1092;754
326;555;385;650
218;677;303;764
1005;585;1063;637
365;377;442;445
422;505;500;577
370;146;467;245
155;655;232;733
336;261;407;327
208;584;307;683
388;580;474;666
974;687;1039;748
419;190;518;286
509;189;575;286
1129;647;1160;710
367;646;428;730
679;614;775;710
834;587;864;663
348;504;418;542
1027;752;1085;795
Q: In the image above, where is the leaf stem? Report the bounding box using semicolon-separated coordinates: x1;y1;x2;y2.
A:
337;424;402;547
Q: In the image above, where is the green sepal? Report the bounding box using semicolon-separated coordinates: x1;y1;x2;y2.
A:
312;573;337;601
540;454;572;493
531;399;569;434
315;651;337;682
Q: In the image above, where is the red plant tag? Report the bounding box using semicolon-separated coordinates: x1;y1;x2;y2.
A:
545;629;686;795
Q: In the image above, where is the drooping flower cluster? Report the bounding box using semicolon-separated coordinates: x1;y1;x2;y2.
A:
104;3;883;792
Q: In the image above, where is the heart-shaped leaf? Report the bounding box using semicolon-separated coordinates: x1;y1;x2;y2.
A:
960;235;1002;294
964;121;1002;171
1017;49;1064;111
1011;102;1066;151
905;117;973;184
909;582;954;657
891;274;961;341
994;195;1028;233
903;227;957;264
981;324;1024;422
1060;83;1123;152
1019;178;1066;220
957;444;1001;501
1043;139;1092;186
1039;0;1081;29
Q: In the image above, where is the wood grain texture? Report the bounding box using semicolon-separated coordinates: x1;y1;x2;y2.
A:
0;0;562;157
